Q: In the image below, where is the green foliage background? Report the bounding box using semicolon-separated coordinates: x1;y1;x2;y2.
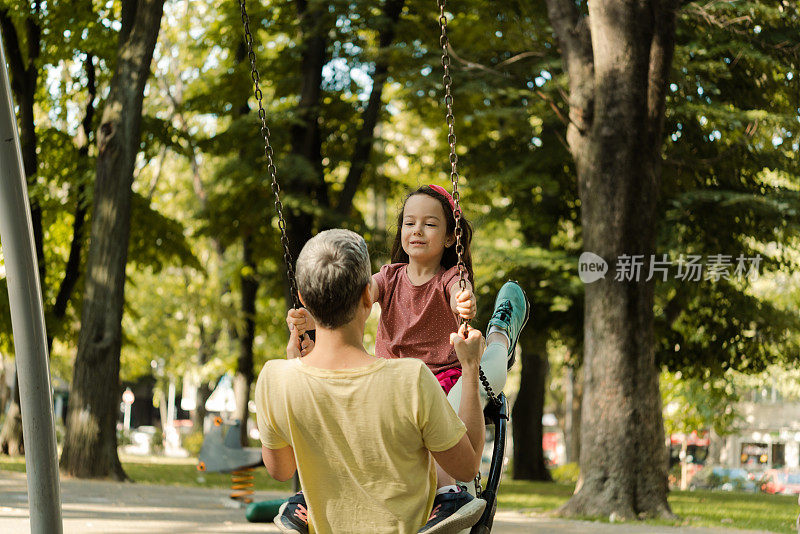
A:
0;0;797;442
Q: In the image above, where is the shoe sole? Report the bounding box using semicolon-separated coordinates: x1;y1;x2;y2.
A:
273;501;306;533
420;498;487;534
506;280;530;370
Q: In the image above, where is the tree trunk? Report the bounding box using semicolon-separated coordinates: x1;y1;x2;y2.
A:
234;237;259;447
60;0;165;480
0;355;8;416
0;369;23;455
190;323;217;431
546;0;678;519
512;328;552;480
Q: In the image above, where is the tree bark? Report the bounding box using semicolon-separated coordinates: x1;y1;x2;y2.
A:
60;0;165;480
545;0;678;519
234;237;259;447
512;328;552;480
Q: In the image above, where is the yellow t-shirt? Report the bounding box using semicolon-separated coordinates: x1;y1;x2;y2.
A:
255;356;466;534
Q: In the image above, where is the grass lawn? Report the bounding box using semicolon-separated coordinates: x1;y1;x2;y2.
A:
0;454;292;493
497;479;798;533
2;456;797;532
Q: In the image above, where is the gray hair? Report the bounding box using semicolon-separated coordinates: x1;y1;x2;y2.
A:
295;229;372;328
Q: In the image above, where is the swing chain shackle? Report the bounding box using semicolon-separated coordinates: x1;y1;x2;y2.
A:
239;0;302;311
438;0;499;407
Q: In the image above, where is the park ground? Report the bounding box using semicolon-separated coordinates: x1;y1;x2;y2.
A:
0;456;796;533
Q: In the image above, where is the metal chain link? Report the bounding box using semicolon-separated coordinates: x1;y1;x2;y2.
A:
438;0;499;407
437;0;466;295
239;0;301;311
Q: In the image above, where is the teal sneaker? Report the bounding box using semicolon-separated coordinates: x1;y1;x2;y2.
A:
486;281;530;369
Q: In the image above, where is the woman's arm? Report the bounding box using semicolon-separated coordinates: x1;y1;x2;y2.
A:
261;445;296;481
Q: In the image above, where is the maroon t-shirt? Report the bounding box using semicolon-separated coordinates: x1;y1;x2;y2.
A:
374;263;461;375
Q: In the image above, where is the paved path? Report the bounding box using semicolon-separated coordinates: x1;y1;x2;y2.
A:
0;471;777;533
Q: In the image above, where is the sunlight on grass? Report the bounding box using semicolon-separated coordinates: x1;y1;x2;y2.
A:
0;454;291;493
666;489;796;534
497;479;572;512
497;479;797;533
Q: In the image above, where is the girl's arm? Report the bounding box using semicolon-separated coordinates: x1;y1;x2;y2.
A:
449;279;476;321
370;272;381;305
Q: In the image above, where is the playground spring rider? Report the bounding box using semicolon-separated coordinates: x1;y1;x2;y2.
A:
238;1;511;531
196;417;263;505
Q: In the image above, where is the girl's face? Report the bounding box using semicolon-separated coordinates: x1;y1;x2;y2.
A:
401;194;453;265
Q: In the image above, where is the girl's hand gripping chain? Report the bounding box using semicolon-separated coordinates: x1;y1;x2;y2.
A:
454;287;476;321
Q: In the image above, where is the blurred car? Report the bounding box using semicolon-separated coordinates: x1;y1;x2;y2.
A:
688;466;761;492
761;470;800;495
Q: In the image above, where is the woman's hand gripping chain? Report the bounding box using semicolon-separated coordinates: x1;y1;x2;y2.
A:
286;308;315;359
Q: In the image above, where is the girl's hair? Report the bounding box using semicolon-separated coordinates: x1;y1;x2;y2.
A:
390;185;474;283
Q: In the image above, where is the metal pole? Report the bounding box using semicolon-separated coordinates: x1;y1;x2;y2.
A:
0;31;63;534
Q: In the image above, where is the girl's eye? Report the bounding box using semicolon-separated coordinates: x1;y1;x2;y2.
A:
404;221;414;226
426;223;436;227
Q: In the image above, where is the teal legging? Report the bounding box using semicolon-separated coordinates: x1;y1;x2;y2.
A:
445;341;507;411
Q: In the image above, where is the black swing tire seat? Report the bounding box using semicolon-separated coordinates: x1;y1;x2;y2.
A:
469;392;508;533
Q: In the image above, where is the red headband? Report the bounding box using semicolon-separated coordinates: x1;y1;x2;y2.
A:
427;184;457;212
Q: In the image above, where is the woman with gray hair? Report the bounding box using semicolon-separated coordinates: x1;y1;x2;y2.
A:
254;228;488;534
293;229;372;329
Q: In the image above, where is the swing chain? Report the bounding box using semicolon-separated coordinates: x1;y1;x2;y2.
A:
438;1;499;407
239;0;301;310
437;0;466;295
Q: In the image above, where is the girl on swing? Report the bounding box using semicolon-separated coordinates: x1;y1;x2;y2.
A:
280;185;529;534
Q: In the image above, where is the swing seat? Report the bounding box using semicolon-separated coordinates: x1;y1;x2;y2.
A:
470;392;508;533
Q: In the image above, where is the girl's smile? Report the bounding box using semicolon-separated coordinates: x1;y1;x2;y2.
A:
401;194;453;265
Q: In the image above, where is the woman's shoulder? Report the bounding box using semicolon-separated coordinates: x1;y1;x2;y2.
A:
256;359;299;392
260;358;298;376
383;357;428;378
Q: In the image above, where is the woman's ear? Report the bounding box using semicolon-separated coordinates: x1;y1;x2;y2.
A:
361;282;373;308
298;290;306;307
